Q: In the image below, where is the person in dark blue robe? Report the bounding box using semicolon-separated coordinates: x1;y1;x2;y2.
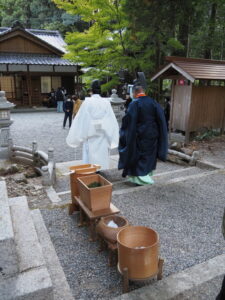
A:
118;85;168;184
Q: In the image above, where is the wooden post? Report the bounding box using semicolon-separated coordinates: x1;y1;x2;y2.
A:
78;209;85;227
184;83;193;144
26;74;32;106
122;268;129;293
89;220;96;242
98;236;105;252
157;258;164;280
220;106;225;134
169;80;175;139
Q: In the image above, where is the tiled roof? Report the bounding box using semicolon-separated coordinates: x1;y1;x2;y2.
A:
151;56;225;82
0;53;76;66
0;27;67;53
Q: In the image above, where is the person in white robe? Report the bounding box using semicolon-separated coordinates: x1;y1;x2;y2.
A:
66;81;119;170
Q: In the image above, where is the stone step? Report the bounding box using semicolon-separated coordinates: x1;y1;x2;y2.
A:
0;180;18;279
53;161;188;195
112;166;204;192
0;267;53;300
1;195;54;300
101;161;187;183
9;196;46;273
112;169;220;196
113;253;225;300
154;166;204;183
55;164;213;203
31;209;74;300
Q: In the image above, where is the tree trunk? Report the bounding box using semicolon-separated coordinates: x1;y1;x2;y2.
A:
204;2;217;59
24;3;32;28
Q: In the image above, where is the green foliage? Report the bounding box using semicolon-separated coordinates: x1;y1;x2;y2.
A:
195;129;221;141
0;0;86;35
167;38;184;51
87;181;102;188
53;0;133;89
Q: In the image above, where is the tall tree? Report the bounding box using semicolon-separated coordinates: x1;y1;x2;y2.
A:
53;0;134;91
204;1;218;59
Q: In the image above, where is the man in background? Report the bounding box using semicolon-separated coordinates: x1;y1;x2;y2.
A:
118;85;168;185
55;87;64;113
66;80;119;169
63;95;73;128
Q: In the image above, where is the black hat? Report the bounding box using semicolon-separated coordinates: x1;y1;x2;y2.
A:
91;80;101;94
133;72;147;90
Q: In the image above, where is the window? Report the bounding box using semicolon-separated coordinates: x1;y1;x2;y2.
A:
52;76;61;90
41;76;51;93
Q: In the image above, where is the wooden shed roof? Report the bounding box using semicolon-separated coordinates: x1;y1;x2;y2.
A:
0;26;66;54
151;56;225;82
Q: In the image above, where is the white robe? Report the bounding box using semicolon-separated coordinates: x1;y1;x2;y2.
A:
66;94;119;169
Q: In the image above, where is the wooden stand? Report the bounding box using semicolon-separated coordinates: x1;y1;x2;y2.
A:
75;196;120;241
121;258;164;293
98;236;118;267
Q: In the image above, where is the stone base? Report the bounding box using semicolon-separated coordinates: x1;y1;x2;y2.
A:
0;181;18;278
0;147;9;159
0;267;53;300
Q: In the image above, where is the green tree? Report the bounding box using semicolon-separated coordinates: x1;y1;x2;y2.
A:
53;0;135;91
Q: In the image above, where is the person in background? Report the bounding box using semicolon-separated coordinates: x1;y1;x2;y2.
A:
48;88;56;107
118;85;168;185
164;96;171;131
72;95;82;119
55;87;64;112
61;87;67;99
63;95;73;128
124;93;132;113
216;208;225;299
66;80;119;170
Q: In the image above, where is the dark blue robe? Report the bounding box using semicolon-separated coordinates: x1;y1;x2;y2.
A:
118;96;168;177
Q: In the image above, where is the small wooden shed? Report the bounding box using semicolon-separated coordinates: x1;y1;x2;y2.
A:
151;56;225;142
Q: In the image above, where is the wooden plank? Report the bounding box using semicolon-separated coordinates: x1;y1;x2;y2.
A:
75;196;120;219
189;86;225;131
171;85;192;132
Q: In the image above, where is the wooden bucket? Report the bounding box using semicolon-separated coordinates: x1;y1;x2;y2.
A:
69;164;100;198
77;174;112;211
117;226;159;280
96;215;129;244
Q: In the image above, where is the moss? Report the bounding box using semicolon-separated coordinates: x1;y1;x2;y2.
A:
88;181;102;188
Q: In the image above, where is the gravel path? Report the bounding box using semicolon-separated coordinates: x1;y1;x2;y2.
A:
11;112;83;163
11;112;117;163
41;171;225;299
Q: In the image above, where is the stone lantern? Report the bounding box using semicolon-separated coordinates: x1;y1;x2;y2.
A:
0;91;15;158
109;89;125;126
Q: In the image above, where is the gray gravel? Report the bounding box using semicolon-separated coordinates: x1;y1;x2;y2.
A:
112;172;225;278
41;171;225;299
